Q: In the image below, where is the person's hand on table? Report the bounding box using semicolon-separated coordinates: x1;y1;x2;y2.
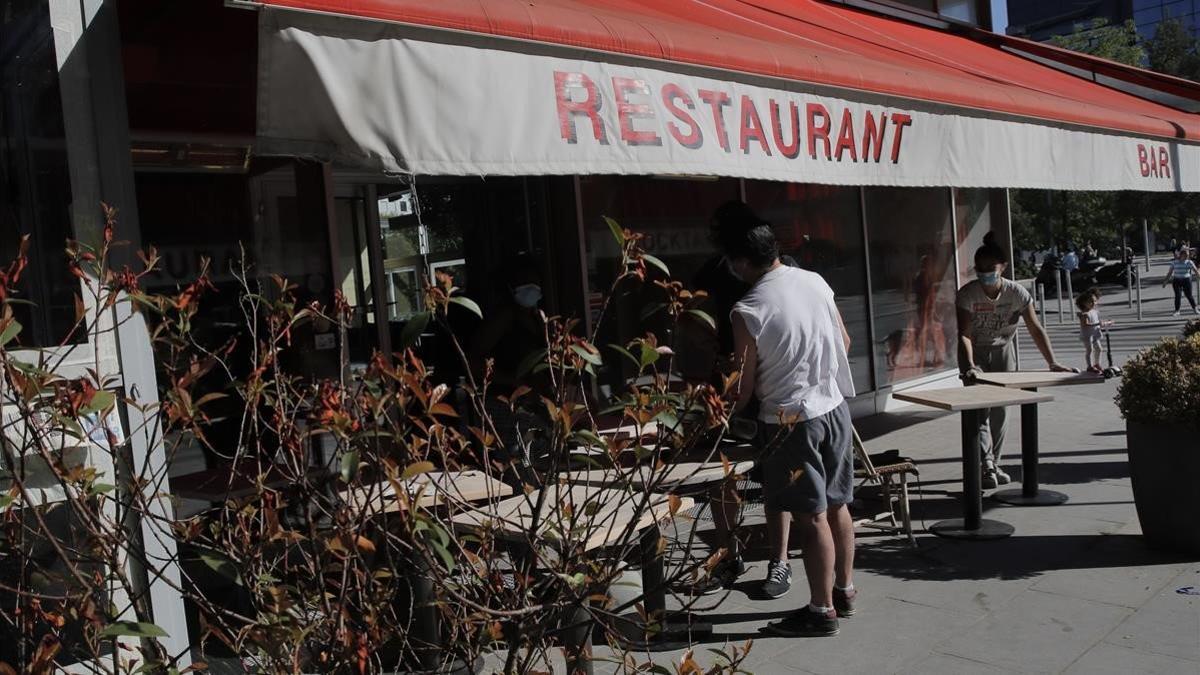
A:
1102;320;1114;328
960;365;984;383
1048;362;1079;373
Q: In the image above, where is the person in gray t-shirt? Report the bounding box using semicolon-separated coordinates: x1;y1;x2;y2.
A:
956;233;1076;489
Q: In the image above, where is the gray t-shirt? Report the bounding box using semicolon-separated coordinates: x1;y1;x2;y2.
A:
956;279;1032;348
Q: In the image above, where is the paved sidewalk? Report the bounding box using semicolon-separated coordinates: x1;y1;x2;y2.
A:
608;274;1199;675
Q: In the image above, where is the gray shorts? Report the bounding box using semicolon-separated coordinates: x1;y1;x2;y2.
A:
758;401;854;514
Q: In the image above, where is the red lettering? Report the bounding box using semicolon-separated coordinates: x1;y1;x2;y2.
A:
699;89;733;152
738;95;772;156
662;84;703;149
1138;144;1150;177
834;109;857;162
806;103;832;160
862;111;887;163
769;99;801;159
612;77;661;146
554;71;607;144
1159;146;1171;178
889;112;912;163
1150;152;1160;177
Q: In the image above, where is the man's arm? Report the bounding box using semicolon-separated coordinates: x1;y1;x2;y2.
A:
836;307;851;352
1022;304;1076;372
730;312;758;414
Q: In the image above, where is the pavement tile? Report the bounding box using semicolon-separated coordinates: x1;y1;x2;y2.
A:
1102;569;1200;663
1064;642;1200;675
1031;562;1182;609
756;596;982;675
935;589;1132;673
898;652;1017;675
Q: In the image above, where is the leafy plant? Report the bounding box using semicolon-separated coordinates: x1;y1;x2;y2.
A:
1115;334;1200;430
1182;318;1200;340
0;205;754;673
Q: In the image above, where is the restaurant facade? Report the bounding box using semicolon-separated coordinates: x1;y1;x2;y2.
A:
6;0;1200;663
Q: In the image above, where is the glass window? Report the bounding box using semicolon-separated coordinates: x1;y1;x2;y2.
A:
954;188;992;285
1165;0;1188;18
745;181;873;393
939;0;979;23
0;0;81;347
579;175;741;386
864;187;956;386
1132;0;1163;10
1134;8;1164;25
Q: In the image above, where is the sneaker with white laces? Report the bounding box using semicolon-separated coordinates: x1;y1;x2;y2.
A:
1173;310;1181;317
994;466;1012;485
761;560;792;599
981;470;999;490
1194;306;1199;315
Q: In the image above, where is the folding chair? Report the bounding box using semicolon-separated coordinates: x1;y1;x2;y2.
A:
850;427;919;546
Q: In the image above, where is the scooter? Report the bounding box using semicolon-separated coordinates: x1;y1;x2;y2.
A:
1102;326;1122;379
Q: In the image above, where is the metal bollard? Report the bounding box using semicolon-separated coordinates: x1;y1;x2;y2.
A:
1136;271;1143;321
1066;270;1074;306
1127;264;1134;308
1037;281;1046;325
1055;271;1064;324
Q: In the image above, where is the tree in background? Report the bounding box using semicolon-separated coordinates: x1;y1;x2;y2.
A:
1011;19;1200;262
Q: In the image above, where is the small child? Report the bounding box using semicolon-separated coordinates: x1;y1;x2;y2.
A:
1076;289;1112;373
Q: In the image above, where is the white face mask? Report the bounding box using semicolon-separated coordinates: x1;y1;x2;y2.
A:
512;283;542;308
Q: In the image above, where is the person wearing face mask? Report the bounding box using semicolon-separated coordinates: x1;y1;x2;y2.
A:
956;232;1075;490
470;255;547;389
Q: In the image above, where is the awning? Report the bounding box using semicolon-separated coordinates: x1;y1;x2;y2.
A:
255;0;1200;191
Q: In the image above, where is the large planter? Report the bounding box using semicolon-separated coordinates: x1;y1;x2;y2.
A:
1126;421;1200;556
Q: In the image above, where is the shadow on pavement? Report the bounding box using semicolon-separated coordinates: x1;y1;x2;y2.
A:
854;533;1190;582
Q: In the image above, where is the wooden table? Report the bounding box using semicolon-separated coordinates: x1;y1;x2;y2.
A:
894;384;1053;540
339;469;513;514
974;371;1105;506
563;460;754;492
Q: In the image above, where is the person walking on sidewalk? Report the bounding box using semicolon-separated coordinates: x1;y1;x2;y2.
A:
710;201;858;638
1161;248;1199;317
957;233;1076;490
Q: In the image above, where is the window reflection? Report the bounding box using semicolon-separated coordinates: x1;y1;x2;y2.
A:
954;188;992;285
865;187;956;385
745;181;873;393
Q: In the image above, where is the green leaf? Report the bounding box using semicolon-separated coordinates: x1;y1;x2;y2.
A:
100;621;168;639
90;483;116;496
569;343;602;366
195;549;242;585
340;450;360;483
607;344;640;371
0;495;15;510
603;216;625;247
447;296;482;319
571;428;605;448
0;319;21;347
685;308;716;331
652;410;681;434
398;312;431;348
80;390;116;416
638;343;660;369
642;254;670;277
400;461;435;480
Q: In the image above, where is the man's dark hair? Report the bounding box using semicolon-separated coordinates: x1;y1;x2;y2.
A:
711;200;779;268
974;231;1008;269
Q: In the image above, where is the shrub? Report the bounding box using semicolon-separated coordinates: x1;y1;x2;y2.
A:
1182;318;1200;339
1115;334;1200;430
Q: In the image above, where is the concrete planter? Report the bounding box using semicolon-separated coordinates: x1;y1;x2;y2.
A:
1127;421;1200;556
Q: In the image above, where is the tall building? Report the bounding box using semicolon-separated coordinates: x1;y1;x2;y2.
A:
1008;0;1198;41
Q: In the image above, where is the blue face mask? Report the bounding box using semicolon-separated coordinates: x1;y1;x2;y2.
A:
512;284;542;309
977;271;1000;286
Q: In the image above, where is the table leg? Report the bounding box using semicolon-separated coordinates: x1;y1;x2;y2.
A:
994;396;1069;506
639;525;666;624
930;409;1014;540
613;524;710;651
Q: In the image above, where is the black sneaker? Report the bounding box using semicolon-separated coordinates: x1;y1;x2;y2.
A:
764;607;839;637
681;554;746;596
981;470;999;490
761;560;791;599
833;587;857;617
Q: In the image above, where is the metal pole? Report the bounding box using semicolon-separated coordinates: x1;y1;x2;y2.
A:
1065;266;1074;305
1136;268;1143;321
1055;270;1064;324
1126;243;1134;308
1143;218;1151;273
1037;281;1046;325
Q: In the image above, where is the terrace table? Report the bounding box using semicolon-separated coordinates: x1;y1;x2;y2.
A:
973;371;1105;506
563;460;755;491
894;384;1053;540
339;469;513;514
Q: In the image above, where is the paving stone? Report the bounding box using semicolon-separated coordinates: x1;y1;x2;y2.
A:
1102;573;1200;663
1065;642;1200;675
935;590;1132;673
898;652;1017;675
1031;563;1182;609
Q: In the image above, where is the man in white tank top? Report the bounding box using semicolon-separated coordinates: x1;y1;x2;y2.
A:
713;201;858;637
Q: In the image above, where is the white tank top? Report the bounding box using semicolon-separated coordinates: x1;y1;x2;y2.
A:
732;265;855;423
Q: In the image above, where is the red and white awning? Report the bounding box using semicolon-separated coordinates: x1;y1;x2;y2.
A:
254;0;1200;191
